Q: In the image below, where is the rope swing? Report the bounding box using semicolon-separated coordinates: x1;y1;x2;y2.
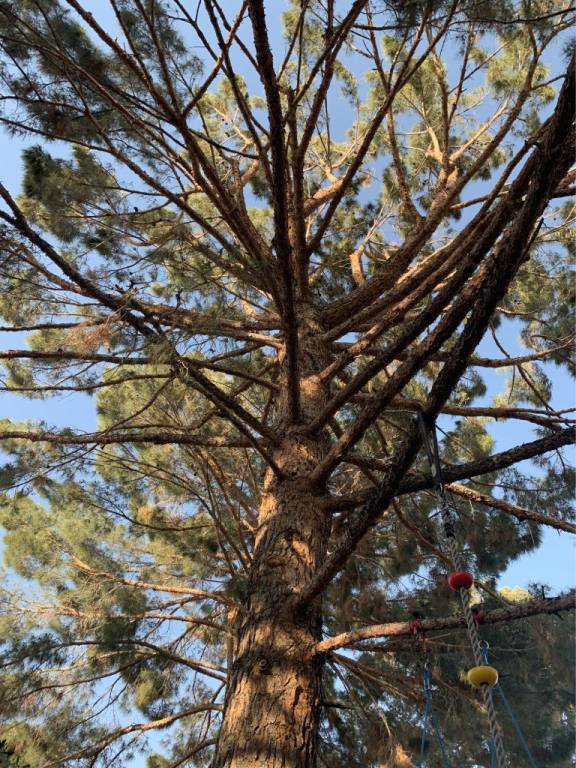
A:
410;413;538;768
418;412;505;765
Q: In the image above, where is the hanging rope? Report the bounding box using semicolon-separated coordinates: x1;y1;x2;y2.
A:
418;414;507;768
418;667;432;767
458;579;506;766
447;505;507;767
418;664;452;768
490;741;498;768
481;642;540;768
483;683;507;768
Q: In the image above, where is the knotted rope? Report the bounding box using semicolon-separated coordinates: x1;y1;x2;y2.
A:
418;414;507;768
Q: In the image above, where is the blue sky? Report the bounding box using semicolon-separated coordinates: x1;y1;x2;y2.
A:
473;328;575;592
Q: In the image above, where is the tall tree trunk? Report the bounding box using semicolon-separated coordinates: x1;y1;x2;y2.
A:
213;306;331;767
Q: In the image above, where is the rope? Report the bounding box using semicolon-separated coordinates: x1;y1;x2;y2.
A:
429;700;452;768
481;643;540;768
418;667;452;768
483;684;507;768
418;414;508;768
459;583;484;667
418;671;432;767
496;687;539;768
460;581;507;767
490;738;498;768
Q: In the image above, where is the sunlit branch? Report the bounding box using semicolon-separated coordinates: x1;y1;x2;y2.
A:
447;482;576;535
326;426;576;512
41;702;223;768
0;429;258;448
296;62;575;605
70;557;236;607
314;595;575;655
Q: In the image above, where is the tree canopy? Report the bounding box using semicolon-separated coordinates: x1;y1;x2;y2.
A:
0;1;574;766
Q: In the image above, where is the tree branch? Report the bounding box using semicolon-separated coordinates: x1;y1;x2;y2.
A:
313;595;575;655
0;429;257;449
295;61;575;605
326;426;576;511
448;482;576;535
42;703;223;767
247;0;300;422
70;557;235;607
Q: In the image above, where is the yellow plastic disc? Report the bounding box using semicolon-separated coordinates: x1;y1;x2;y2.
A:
467;665;499;688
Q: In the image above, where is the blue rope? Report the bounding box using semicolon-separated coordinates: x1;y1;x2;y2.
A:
418;668;452;768
495;685;539;768
489;744;496;767
429;699;452;768
481;643;539;768
418;686;432;766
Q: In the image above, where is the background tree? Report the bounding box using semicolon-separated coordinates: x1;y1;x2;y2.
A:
0;1;574;766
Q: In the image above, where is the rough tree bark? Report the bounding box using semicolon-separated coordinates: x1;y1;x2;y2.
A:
213;305;332;767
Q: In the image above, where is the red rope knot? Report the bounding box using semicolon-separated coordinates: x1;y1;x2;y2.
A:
409;618;428;651
472;607;486;627
409;618;424;636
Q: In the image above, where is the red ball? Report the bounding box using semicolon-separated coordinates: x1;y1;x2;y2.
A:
447;571;474;591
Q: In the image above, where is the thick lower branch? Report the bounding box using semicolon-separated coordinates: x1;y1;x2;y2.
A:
314;595;575;654
0;429;257;448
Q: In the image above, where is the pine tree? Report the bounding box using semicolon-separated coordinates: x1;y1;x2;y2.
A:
0;1;574;766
